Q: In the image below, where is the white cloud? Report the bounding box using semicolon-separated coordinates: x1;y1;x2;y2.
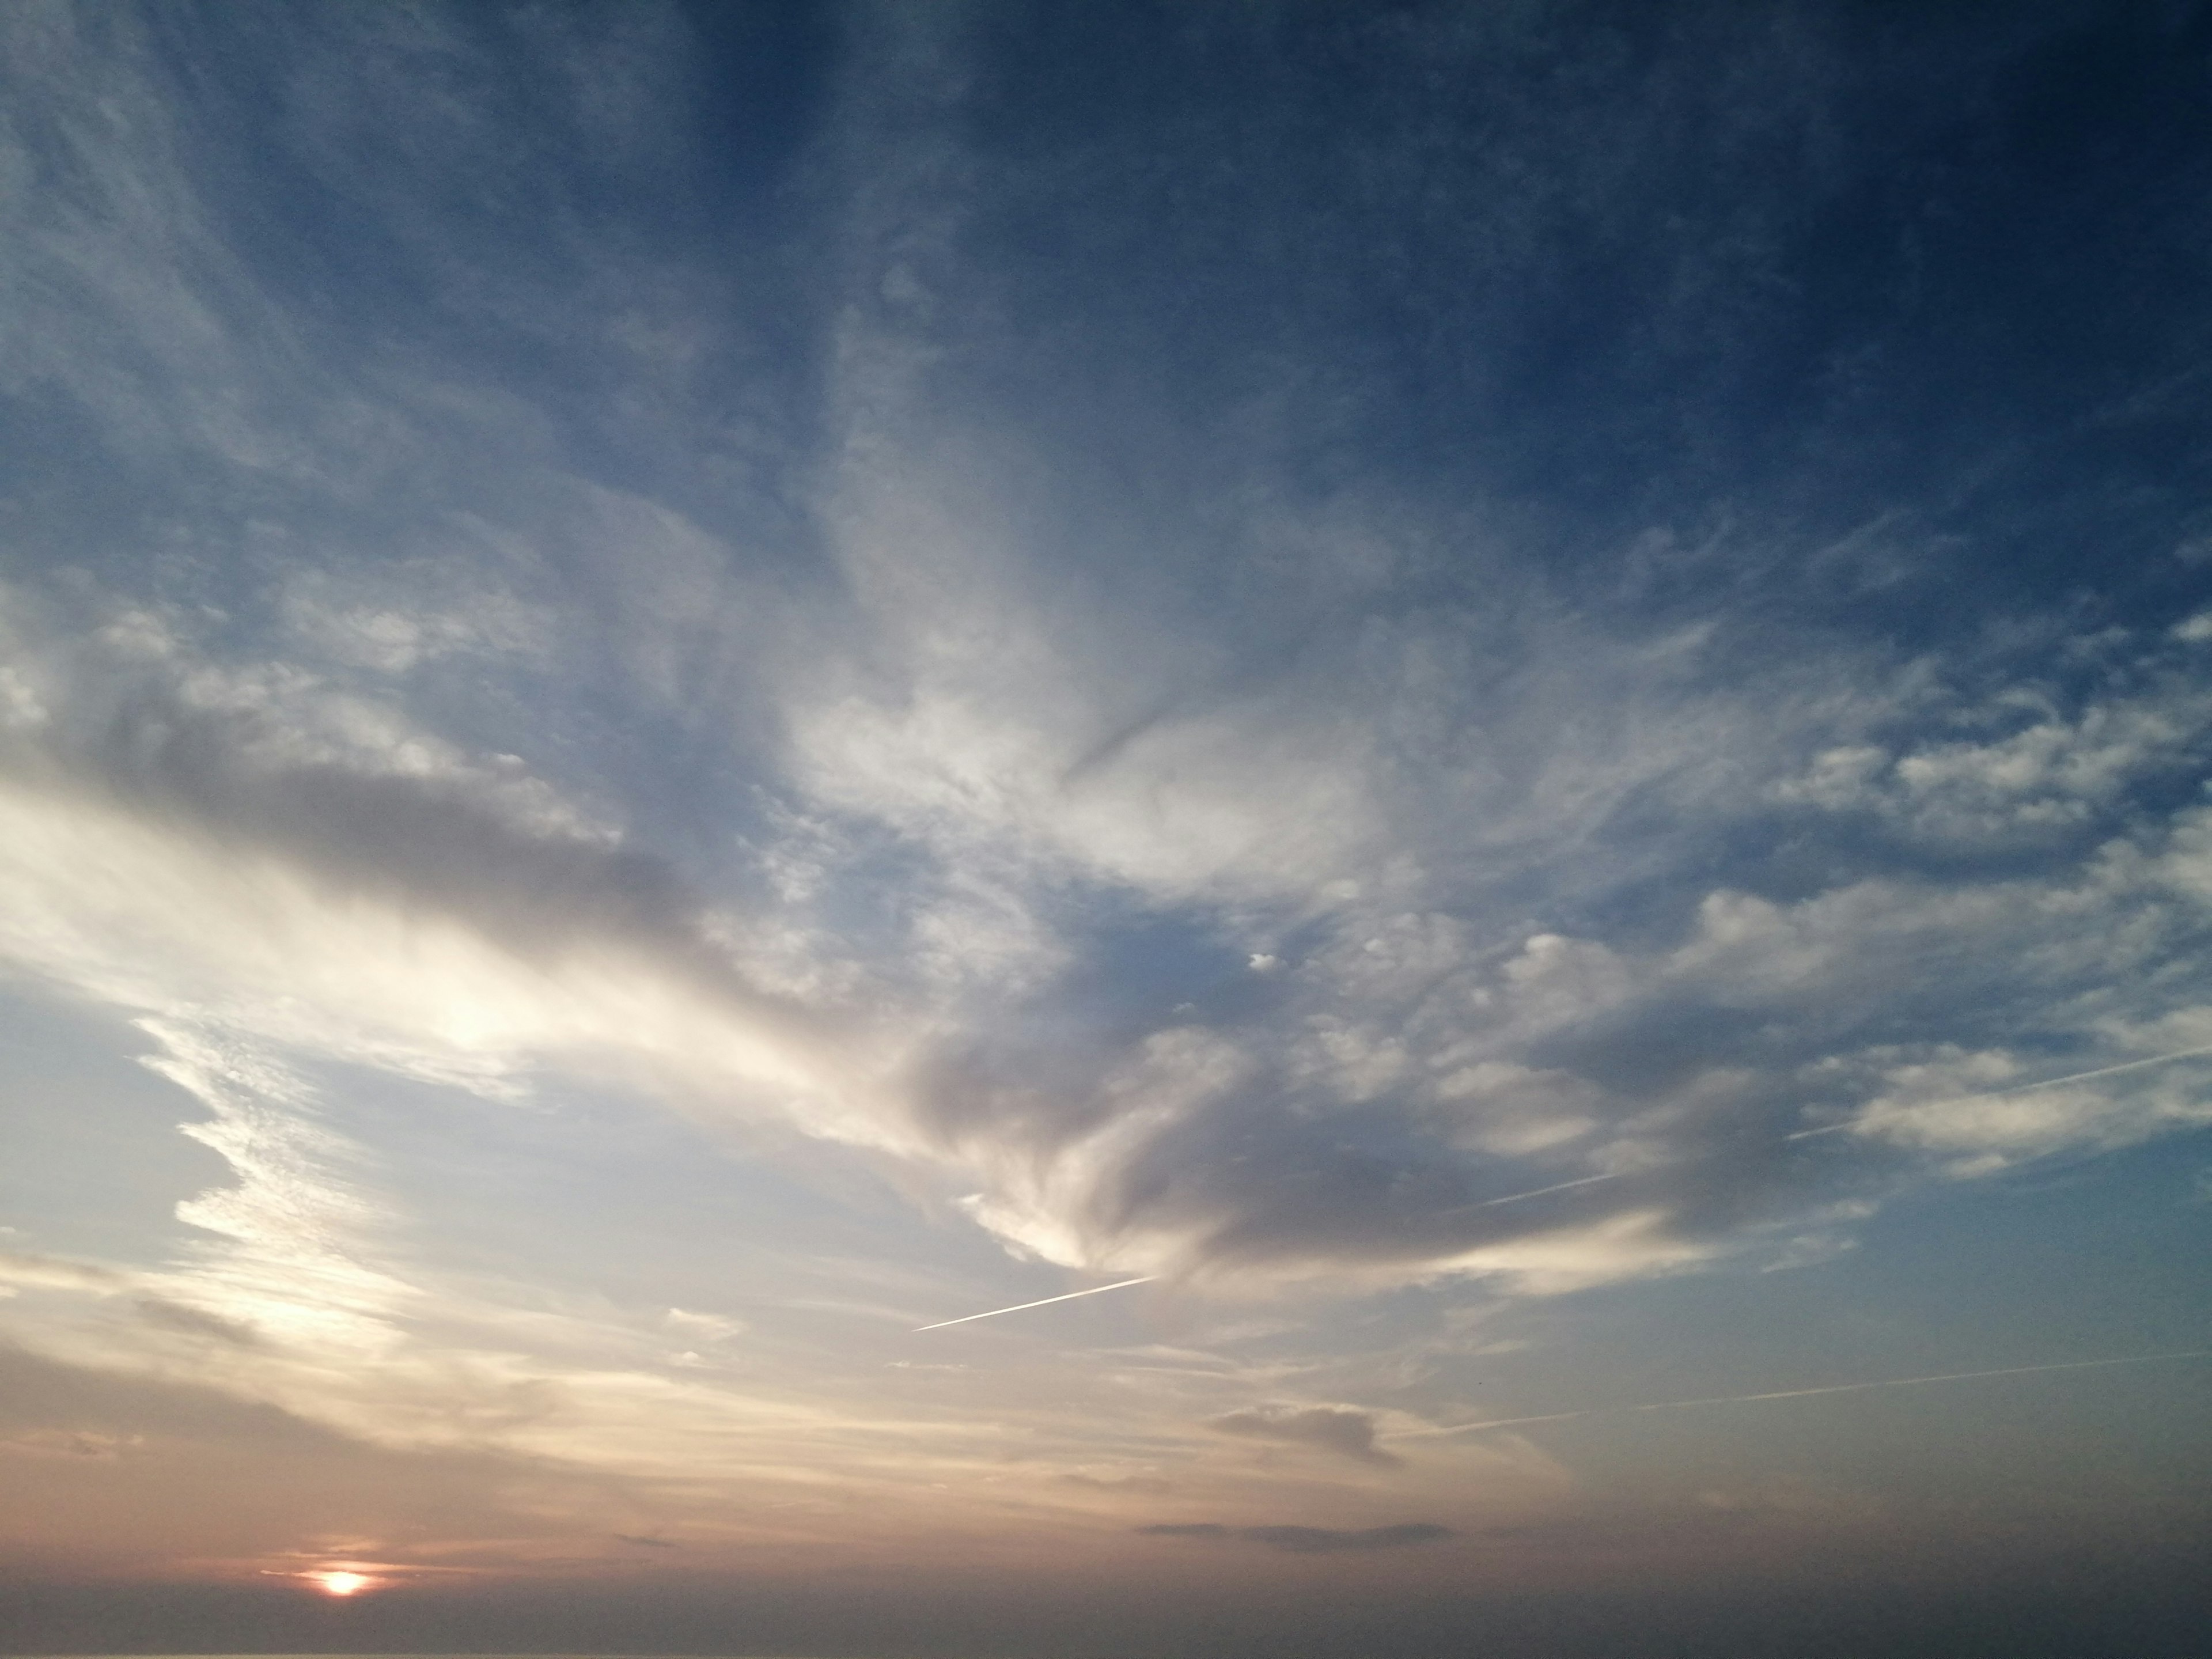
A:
1843;1044;2212;1172
279;570;551;677
0;1249;131;1295
1771;671;2212;850
1429;1209;1721;1298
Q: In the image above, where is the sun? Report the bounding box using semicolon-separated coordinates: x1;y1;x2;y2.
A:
310;1570;374;1597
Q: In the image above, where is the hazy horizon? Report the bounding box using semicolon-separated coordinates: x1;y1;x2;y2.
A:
3;2;2210;1656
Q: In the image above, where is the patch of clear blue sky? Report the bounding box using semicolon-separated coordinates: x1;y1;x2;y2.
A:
0;984;228;1263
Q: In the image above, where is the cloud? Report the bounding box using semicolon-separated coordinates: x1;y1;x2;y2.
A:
664;1309;748;1343
1771;676;2212;853
1241;1524;1453;1554
0;1251;130;1295
1137;1522;1228;1538
0;603;887;1160
1839;1045;2212;1173
132;1297;264;1349
1057;1470;1171;1495
14;574;2210;1316
1137;1522;1452;1554
1;1427;140;1461
1206;1404;1400;1467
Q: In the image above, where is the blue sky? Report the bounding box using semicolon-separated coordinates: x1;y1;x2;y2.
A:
3;3;2211;1654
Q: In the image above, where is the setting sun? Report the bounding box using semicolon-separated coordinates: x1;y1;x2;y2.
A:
309;1571;372;1597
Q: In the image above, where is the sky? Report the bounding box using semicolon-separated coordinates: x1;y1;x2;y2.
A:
2;2;2211;1656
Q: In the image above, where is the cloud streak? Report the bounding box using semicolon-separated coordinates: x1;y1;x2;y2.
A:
1405;1351;2212;1441
1791;1046;2212;1142
1137;1522;1452;1554
1207;1404;1400;1467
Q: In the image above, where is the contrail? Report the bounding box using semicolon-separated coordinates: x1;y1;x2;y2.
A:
914;1276;1157;1332
1787;1043;2212;1141
1464;1171;1627;1209
1399;1348;2212;1440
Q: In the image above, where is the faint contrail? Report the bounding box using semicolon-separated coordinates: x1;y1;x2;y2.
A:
914;1275;1157;1332
1399;1348;2212;1440
1787;1043;2212;1141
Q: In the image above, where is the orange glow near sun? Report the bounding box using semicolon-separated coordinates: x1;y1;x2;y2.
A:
310;1570;373;1596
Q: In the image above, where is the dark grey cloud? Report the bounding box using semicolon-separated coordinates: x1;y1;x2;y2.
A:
36;668;739;968
1207;1404;1399;1467
1243;1524;1453;1555
1138;1522;1452;1555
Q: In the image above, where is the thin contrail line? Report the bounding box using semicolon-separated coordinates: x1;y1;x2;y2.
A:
1399;1349;2212;1440
914;1275;1157;1332
1787;1044;2212;1140
1462;1171;1628;1209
